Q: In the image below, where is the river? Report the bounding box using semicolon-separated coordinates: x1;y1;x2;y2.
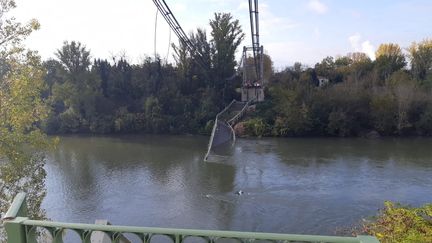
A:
42;135;432;237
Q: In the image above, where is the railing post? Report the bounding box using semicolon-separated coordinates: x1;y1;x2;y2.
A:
175;234;181;243
2;193;29;243
4;217;27;243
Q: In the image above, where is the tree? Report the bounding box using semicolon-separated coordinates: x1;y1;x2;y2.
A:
56;41;91;76
270;84;313;136
370;91;396;135
346;52;373;85
293;62;303;73
47;41;104;133
347;52;370;63
375;43;406;80
335;56;352;67
408;39;432;84
189;28;212;87
262;52;274;82
0;53;50;217
172;41;190;74
0;0;39;59
42;59;67;98
209;13;245;103
315;56;335;77
244;53;273;84
392;75;417;134
0;1;52;239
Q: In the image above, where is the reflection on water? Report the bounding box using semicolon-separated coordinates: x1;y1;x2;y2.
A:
43;135;432;235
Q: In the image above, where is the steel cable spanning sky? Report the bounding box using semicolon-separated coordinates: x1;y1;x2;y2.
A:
13;0;432;68
152;0;264;79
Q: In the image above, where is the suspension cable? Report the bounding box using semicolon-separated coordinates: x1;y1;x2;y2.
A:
165;29;171;64
154;8;159;60
152;0;207;69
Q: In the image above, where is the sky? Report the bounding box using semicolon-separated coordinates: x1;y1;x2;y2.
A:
11;0;432;69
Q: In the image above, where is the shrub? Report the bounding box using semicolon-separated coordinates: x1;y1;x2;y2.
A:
361;202;432;243
58;108;81;133
416;105;432;135
370;93;396;135
326;110;351;136
243;118;268;137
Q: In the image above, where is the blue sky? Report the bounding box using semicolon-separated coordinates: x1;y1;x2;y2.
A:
13;0;432;69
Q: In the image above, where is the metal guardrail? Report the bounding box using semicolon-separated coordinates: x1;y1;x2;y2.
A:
216;100;237;121
93;220;131;243
2;193;379;243
227;100;253;126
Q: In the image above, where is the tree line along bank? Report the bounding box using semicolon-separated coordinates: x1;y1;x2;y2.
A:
42;38;432;137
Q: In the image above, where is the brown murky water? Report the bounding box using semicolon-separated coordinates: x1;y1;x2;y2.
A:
43;135;432;237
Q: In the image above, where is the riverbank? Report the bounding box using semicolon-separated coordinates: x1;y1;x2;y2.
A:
233;117;431;139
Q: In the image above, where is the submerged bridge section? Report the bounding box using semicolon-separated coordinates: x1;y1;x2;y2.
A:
204;100;251;161
2;193;379;243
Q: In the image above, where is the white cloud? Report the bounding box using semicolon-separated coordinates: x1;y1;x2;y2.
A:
238;1;249;11
259;3;298;36
348;33;376;60
307;0;328;14
348;33;361;50
361;41;375;60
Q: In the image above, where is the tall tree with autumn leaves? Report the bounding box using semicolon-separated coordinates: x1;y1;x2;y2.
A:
0;1;53;239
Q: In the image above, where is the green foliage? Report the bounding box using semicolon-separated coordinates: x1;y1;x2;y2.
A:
243;118;268;137
0;52;50;222
210;13;244;87
269;72;314;136
42;37;432;138
370;93;396;135
254;43;432;137
326;110;351;136
89;115;113;134
3;5;423;139
0;0;40;59
416;105;432;135
361;202;432;243
0;2;53;240
58;107;81;133
41;12;246;136
144;96;164;133
375;43;406;81
114;108;143;133
56;41;91;75
409;39;432;82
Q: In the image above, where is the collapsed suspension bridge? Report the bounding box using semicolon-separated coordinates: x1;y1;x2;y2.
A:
0;2;379;242
152;0;265;161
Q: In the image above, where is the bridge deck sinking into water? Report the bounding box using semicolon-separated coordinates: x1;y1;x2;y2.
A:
204;100;251;161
